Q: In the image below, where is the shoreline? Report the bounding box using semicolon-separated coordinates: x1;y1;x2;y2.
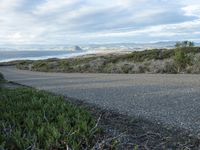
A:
0;50;132;63
0;50;132;67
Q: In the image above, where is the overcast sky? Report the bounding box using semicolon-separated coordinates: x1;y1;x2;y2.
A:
0;0;200;44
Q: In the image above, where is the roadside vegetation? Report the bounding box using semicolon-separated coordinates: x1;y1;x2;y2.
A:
0;88;100;150
0;72;5;83
16;41;200;74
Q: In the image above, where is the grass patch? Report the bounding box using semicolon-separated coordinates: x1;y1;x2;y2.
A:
0;88;99;150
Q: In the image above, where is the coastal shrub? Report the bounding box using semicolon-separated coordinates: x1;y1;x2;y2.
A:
148;59;177;73
135;65;146;73
103;63;123;73
175;41;194;48
0;72;4;81
59;60;69;69
125;47;199;63
71;57;96;66
161;50;175;59
0;72;5;85
0;88;99;150
16;61;31;70
88;58;106;72
71;64;89;73
174;49;191;72
32;61;50;72
148;60;165;73
186;54;200;73
130;63;149;73
124;49;167;62
175;47;200;54
119;62;134;73
164;60;177;73
15;47;200;74
121;64;132;73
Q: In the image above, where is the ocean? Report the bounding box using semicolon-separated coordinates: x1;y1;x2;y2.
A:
0;50;87;62
0;42;180;62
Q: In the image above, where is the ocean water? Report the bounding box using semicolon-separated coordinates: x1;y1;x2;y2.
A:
0;41;182;62
0;50;88;62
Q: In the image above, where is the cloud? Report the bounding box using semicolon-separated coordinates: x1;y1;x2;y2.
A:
33;0;79;15
0;0;200;44
0;0;23;12
182;5;200;17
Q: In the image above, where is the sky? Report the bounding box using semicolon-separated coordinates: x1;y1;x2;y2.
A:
0;0;200;44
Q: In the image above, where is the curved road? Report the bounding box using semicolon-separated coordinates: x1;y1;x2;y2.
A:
1;66;200;134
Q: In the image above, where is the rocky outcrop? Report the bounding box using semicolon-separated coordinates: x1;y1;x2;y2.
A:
74;46;83;51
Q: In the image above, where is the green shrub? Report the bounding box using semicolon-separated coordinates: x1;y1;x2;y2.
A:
0;88;99;150
0;72;5;85
174;49;191;72
123;49;172;62
59;60;70;70
16;60;33;70
175;41;195;48
32;61;50;72
164;61;177;74
0;72;4;81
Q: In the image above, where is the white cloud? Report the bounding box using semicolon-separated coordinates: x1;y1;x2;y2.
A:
0;0;23;12
72;19;200;43
33;0;79;15
0;0;200;44
182;5;200;17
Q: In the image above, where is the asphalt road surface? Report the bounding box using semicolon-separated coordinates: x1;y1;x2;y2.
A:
1;66;200;134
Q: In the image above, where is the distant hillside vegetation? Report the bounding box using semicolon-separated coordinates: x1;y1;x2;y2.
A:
16;46;200;74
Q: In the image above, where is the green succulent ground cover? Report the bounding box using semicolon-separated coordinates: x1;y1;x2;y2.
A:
0;88;99;150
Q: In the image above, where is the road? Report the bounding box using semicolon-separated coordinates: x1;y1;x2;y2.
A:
1;66;200;134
